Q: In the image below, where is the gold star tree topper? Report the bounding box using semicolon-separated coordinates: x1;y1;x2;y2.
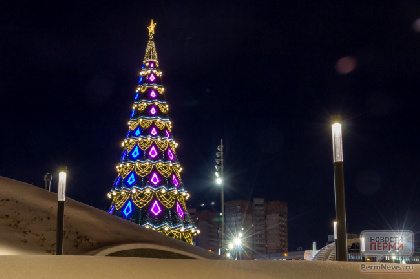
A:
148;19;156;39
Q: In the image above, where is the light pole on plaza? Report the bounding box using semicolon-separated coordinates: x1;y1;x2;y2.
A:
56;166;67;255
331;115;348;261
215;139;224;255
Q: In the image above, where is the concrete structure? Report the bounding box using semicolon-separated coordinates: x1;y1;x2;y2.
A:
313;236;420;264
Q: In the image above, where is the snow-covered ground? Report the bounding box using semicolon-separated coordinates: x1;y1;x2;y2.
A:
0;255;417;279
0;177;418;278
0;176;217;259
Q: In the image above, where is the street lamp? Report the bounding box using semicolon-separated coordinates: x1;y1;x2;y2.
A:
233;234;242;260
215;139;224;255
56;166;67;255
331;115;347;261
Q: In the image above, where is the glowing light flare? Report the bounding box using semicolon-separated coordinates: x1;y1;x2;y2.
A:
176;202;184;218
126;173;136;186
134;127;141;137
150;62;154;68
150;90;157;98
165;130;170;138
109;205;115;214
332;122;343;162
58;170;66;202
168;148;174;160
149;74;156;82
336;56;356;74
150;172;160;185
150;106;157;115
172;174;179;187
334;221;338;240
138;76;143;83
121;150;127;161
150;127;158;136
135;93;139;100
149;145;158;158
131;109;135;117
123;201;133;217
150;200;162;216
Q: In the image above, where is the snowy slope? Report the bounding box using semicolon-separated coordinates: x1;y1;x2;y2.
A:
0;176;218;259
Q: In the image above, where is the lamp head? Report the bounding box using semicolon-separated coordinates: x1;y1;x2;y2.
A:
58;166;67;202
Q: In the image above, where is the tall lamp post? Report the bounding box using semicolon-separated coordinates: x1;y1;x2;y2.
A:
56;166;67;255
331;115;348;261
215;139;224;255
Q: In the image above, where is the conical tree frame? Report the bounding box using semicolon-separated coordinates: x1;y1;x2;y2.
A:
107;20;197;244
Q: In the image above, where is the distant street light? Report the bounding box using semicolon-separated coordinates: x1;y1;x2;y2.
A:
56;166;67;255
215;139;224;255
331;115;347;261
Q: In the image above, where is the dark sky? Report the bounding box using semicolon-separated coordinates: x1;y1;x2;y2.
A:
1;0;420;250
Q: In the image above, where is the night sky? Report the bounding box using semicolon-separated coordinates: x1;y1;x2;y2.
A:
1;1;420;250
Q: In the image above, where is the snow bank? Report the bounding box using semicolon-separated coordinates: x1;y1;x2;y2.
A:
0;256;417;279
0;176;217;259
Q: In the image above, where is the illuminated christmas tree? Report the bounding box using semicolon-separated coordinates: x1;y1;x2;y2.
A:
107;20;197;244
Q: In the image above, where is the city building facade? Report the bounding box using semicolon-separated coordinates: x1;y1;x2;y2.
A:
225;198;288;259
194;209;220;253
193;198;288;259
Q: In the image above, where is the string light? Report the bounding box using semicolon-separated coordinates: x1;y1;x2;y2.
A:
150;127;158;136
131;146;140;159
177;202;184;218
123;201;133;217
172;174;179;187
150;200;162;216
150;172;160;185
126;173;136;186
168;148;174;160
150;106;157;115
148;145;158;158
